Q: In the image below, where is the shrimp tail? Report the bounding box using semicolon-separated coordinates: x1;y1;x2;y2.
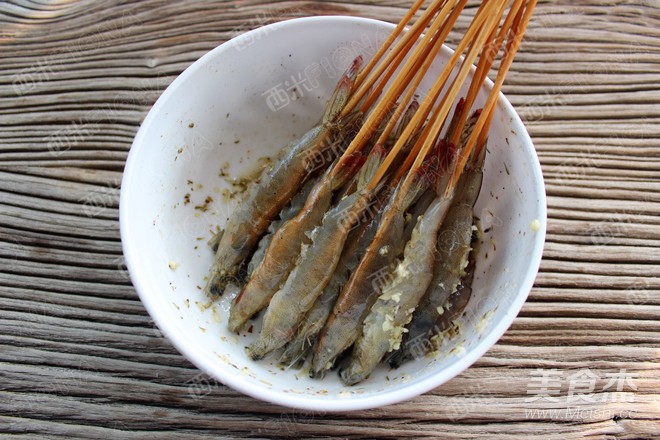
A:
357;144;387;191
435;140;457;196
458;108;482;153
401;153;440;211
390;99;420;150
445;97;466;142
279;335;312;370
399;100;420;135
207;229;224;253
322;56;363;124
332;153;366;191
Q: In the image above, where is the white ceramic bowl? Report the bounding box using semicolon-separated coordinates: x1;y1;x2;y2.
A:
120;16;546;411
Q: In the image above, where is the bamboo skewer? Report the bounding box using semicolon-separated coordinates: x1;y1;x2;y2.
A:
359;30;421;115
366;0;504;191
448;0;526;148
338;0;464;167
449;0;537;190
335;0;536;195
410;0;509;175
477;0;531;146
350;0;427;92
341;0;450;118
374;0;469;147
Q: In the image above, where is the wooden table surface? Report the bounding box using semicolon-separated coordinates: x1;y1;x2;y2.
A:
1;0;659;438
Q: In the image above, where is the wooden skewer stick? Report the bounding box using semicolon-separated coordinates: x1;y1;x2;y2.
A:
367;0;504;191
449;0;538;190
441;0;526;197
449;0;526;147
362;0;462;115
476;1;531;147
340;0;463;162
375;0;469;147
391;0;488;183
351;0;427;92
359;30;420;115
412;0;509;173
341;0;450;118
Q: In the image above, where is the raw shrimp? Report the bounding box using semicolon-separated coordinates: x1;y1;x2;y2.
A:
247;148;385;360
279;103;419;368
204;57;363;296
311;154;438;376
246;176;318;278
430;223;480;340
279;189;388;368
340;179;455;385
386;228;479;367
228;154;364;332
390;144;486;366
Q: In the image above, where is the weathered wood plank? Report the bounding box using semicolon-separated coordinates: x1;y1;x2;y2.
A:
1;0;659;437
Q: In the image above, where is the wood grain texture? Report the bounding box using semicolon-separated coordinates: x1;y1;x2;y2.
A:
1;0;659;438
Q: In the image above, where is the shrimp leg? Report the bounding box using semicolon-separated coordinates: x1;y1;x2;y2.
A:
204;57;363;296
247;148;385;360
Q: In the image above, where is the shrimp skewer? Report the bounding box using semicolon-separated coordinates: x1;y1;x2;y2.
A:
247;147;386;360
279;186;389;368
279;101;421;368
204;57;363;296
228;154;364;332
311;153;439;376
388;224;480;367
216;0;538;377
390;142;486;366
308;9;475;367
340;185;456;385
338;104;485;383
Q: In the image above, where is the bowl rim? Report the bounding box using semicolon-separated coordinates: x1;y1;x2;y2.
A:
120;15;547;412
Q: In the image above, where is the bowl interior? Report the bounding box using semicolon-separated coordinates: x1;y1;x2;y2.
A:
120;16;546;411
